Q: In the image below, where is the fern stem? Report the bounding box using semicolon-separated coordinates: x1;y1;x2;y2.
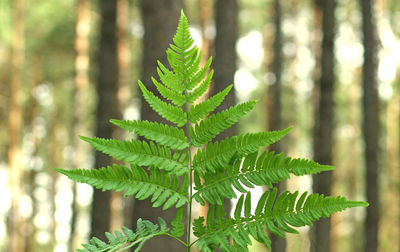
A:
164;233;188;247
184;87;193;251
189;238;200;247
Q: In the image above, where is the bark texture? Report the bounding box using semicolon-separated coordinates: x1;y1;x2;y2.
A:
71;0;91;249
360;0;380;251
213;0;238;140
310;0;336;251
213;0;238;225
90;0;120;241
268;0;286;251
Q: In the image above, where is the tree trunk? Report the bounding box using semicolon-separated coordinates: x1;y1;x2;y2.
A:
213;0;238;140
90;0;120;241
359;0;380;251
71;0;91;249
267;0;286;251
213;0;238;226
8;0;25;250
310;0;336;251
117;0;132;110
131;1;185;251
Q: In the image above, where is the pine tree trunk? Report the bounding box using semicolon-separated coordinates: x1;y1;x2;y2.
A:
213;0;238;140
310;0;336;251
268;0;286;251
91;0;119;241
131;1;185;251
359;0;380;251
8;0;25;250
213;0;238;225
71;0;91;249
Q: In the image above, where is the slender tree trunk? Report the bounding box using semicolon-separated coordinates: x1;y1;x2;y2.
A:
117;0;131;110
90;0;119;241
310;0;336;251
111;0;132;233
131;1;185;251
199;0;214;66
71;0;91;249
8;0;25;250
359;0;380;251
213;0;238;225
213;0;238;140
267;0;286;251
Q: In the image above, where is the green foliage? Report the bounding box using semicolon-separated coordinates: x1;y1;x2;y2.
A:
57;10;368;251
77;218;170;252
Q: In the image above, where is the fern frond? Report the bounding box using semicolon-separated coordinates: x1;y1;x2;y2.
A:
56;165;188;210
79;136;188;175
189;101;258;146
110;119;189;150
193;191;368;251
186;69;213;104
56;11;369;252
157;61;184;93
171;206;185;237
192;128;292;173
193;150;334;205
167;11;193;75
138;80;187;127
188;84;233;123
185;56;212;91
77;218;169;252
152;77;186;106
185;48;202;80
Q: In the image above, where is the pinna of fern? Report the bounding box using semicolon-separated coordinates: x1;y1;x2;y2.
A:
56;10;368;252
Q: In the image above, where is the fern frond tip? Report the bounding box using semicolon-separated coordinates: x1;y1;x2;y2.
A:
78;135;92;143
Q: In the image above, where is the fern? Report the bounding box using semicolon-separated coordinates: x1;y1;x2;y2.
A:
77;218;170;252
57;10;368;252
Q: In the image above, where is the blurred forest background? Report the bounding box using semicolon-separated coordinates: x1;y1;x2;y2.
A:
1;0;399;251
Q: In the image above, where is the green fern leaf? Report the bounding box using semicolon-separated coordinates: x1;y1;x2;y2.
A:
188;84;233;123
157;61;184;93
57;11;368;252
193;150;333;205
152;77;186;106
186;69;214;104
79;136;188;175
56;165;188;209
189;101;258;146
171;206;185;237
138;80;187;127
110;119;189;150
192;128;292;173
185;56;212;91
167;11;193;75
77;218;169;252
193;190;368;251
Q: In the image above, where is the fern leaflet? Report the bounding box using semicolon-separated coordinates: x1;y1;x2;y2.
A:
193;150;334;205
56;165;188;210
110;119;189;150
79;136;188;175
77;218;169;252
192;128;292;173
193;191;368;252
